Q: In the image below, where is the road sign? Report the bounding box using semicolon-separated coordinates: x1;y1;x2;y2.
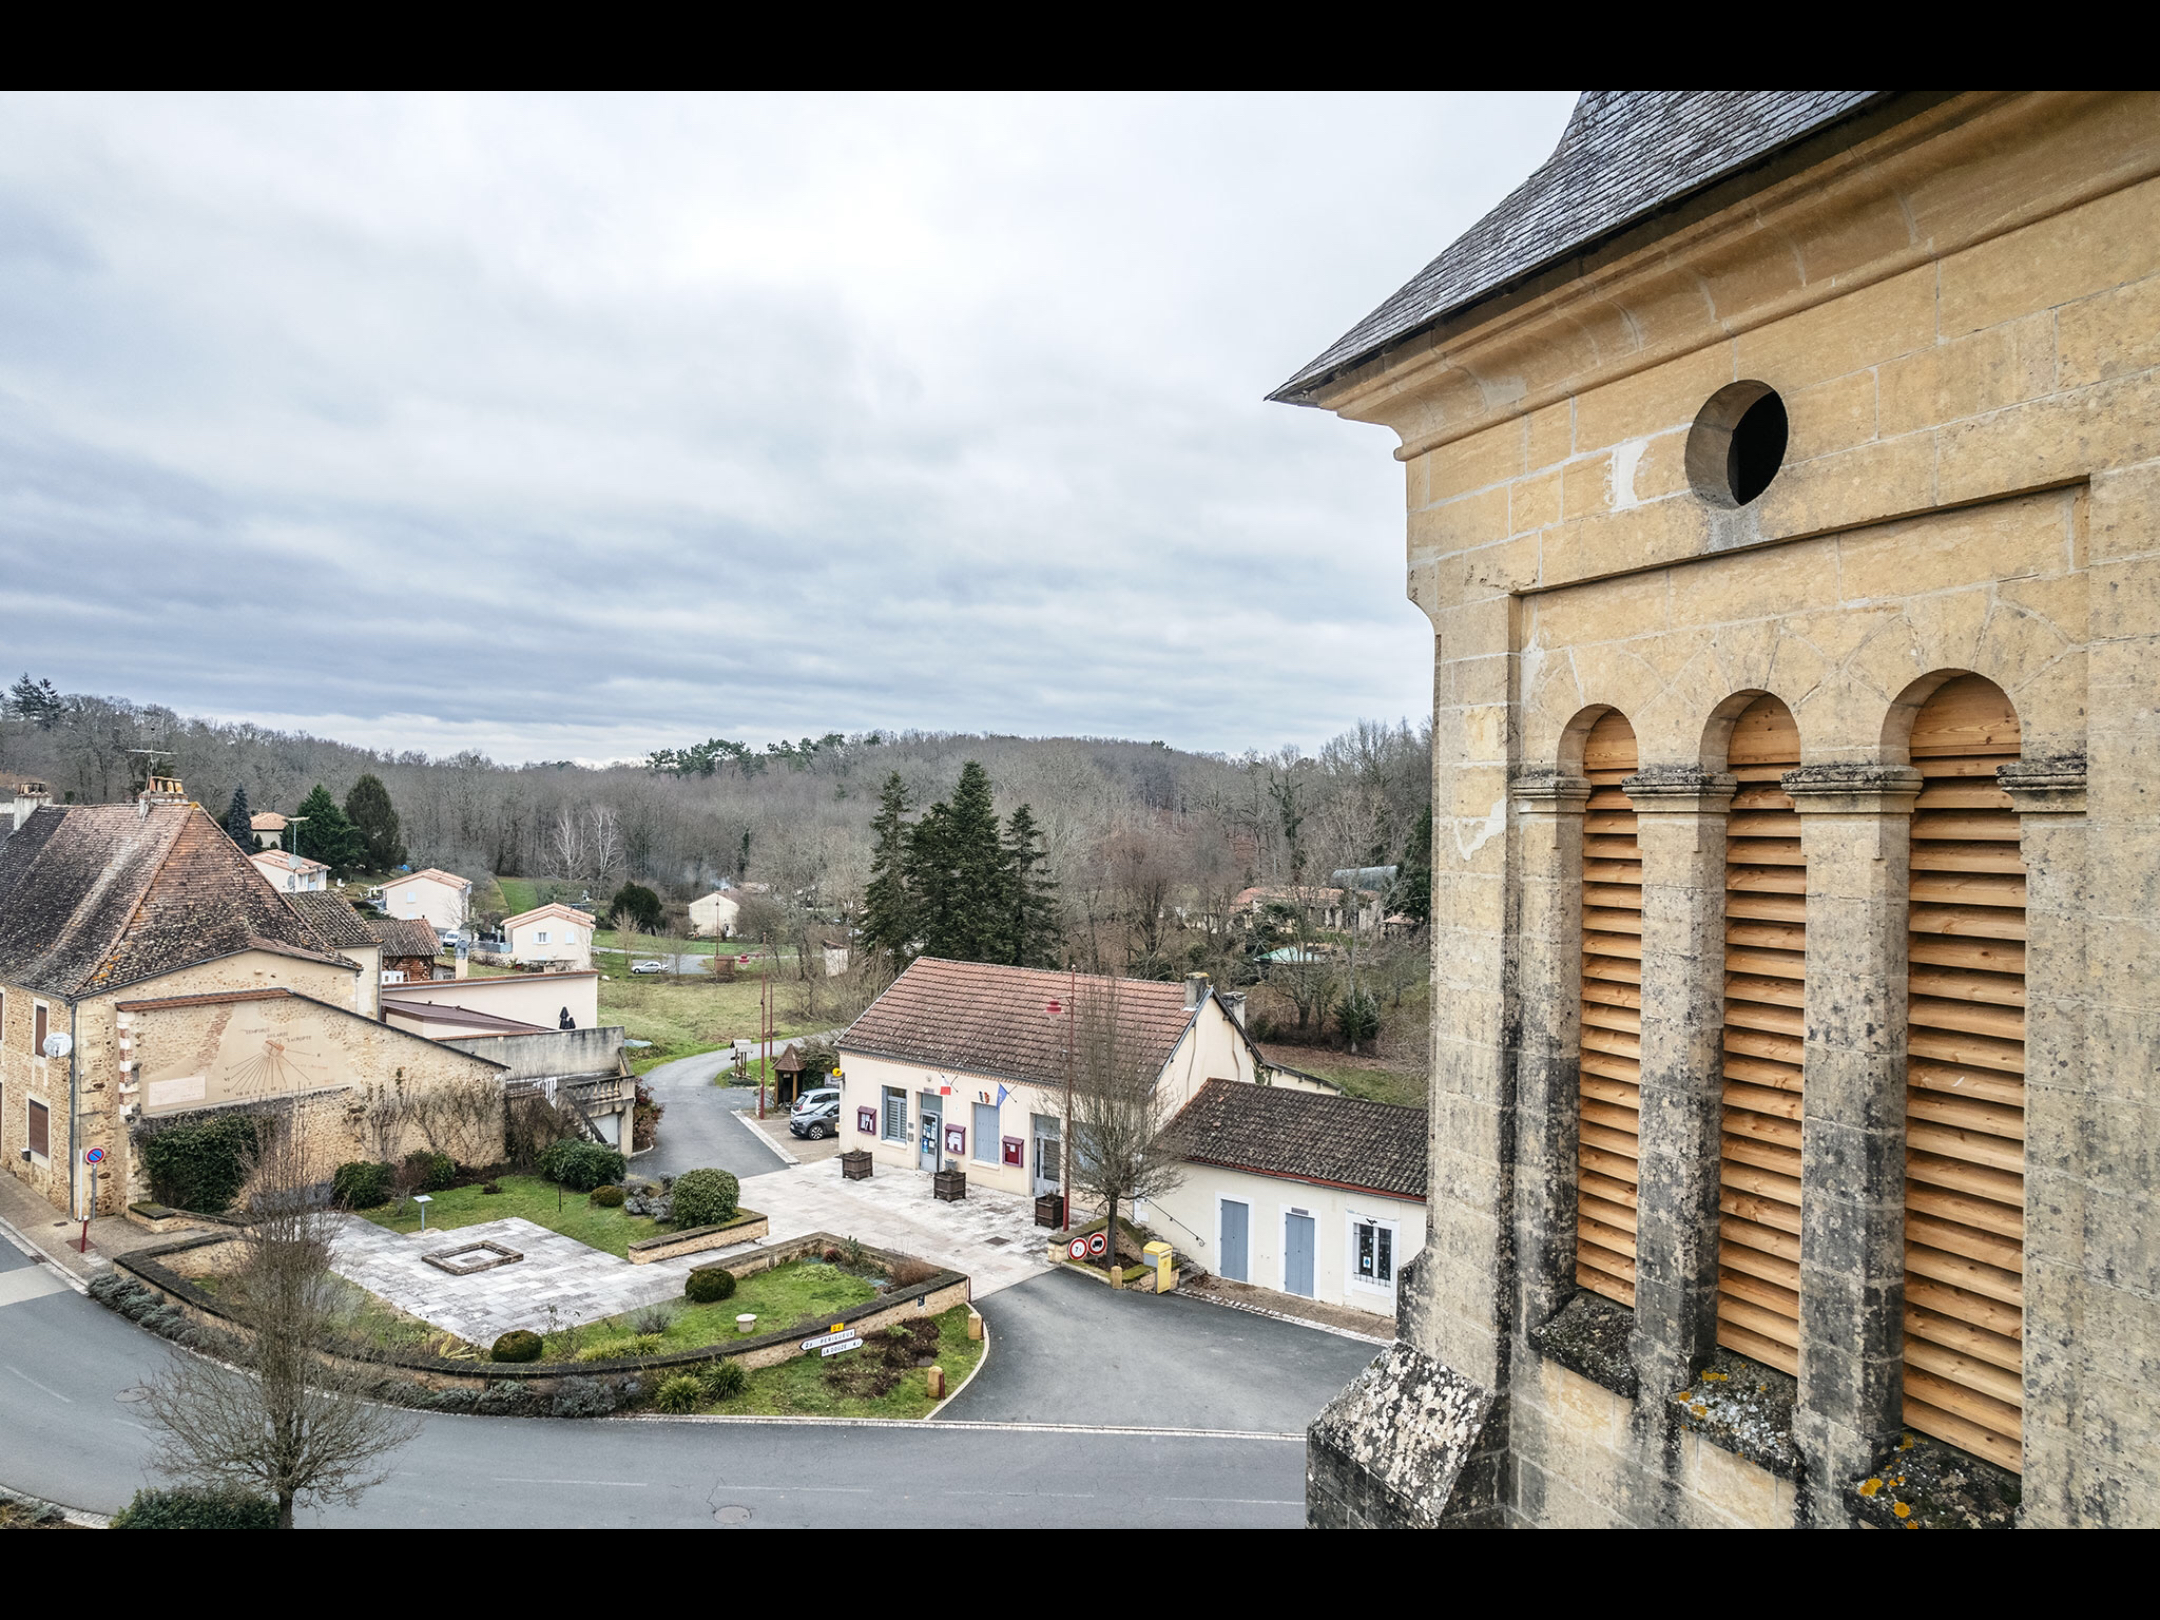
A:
83;1147;105;1164
818;1336;863;1358
801;1327;860;1351
1068;1237;1089;1261
1087;1231;1108;1258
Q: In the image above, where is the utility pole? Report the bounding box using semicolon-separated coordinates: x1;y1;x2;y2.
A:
1062;959;1075;1228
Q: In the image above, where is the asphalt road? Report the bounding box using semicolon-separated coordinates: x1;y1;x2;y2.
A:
947;1268;1380;1431
634;1049;792;1183
0;1243;1308;1526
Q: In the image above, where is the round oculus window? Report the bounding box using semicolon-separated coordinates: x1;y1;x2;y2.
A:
1685;381;1788;509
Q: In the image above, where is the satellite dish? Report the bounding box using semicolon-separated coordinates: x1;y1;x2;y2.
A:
42;1032;72;1060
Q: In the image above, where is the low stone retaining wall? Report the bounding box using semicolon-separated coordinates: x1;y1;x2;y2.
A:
125;1202;204;1235
101;1229;969;1417
625;1209;767;1263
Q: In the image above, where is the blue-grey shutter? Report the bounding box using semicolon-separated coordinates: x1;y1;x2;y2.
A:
973;1102;999;1163
1285;1212;1316;1298
882;1088;906;1141
1220;1200;1249;1283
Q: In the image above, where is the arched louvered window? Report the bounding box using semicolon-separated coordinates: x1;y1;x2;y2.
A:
1904;674;2025;1472
1577;712;1642;1307
1719;695;1805;1374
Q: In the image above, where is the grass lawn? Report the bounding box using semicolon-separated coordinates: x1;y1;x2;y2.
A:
695;1304;983;1419
354;1174;663;1258
599;974;824;1074
1283;1061;1425;1109
554;1259;880;1360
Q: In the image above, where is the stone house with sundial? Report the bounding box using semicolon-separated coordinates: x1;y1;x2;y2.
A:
0;795;504;1221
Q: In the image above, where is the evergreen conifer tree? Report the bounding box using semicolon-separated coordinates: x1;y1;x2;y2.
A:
1000;804;1063;967
222;783;254;852
1393;803;1433;930
343;774;406;872
861;772;919;963
292;784;365;875
911;761;1003;960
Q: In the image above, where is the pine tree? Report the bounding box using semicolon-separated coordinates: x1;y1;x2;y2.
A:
861;773;918;964
222;783;254;852
912;762;1003;961
292;784;365;875
1393;803;1432;930
1001;804;1063;967
343;774;406;872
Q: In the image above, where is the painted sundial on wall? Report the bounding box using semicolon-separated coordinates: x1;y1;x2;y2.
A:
223;1027;324;1100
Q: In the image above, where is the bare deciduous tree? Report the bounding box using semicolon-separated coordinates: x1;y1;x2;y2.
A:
141;1115;419;1528
1065;982;1187;1288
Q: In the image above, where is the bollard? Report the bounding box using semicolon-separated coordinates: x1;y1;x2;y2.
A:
927;1365;946;1399
966;1307;983;1342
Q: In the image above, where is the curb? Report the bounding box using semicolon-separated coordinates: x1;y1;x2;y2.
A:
0;1482;111;1528
0;1212;90;1295
612;1413;1304;1440
1185;1287;1393;1346
926;1308;991;1418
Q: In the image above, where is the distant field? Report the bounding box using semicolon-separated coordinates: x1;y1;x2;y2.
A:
600;974;824;1074
1260;1046;1425;1109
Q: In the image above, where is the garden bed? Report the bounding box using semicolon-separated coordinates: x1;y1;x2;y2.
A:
550;1258;879;1360
357;1174;662;1257
688;1303;986;1419
625;1208;767;1263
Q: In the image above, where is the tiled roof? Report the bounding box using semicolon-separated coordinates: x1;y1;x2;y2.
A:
840;958;1199;1090
367;917;444;960
391;868;470;892
503;903;596;928
249;812;287;831
382;998;550;1034
251;848;329;875
1174;1078;1427;1200
0;803;350;999
1272;91;1891;402
283;892;379;949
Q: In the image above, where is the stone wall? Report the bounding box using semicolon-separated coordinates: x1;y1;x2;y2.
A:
1300;92;2160;1526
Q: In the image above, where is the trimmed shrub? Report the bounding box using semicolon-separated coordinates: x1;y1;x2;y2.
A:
701;1358;747;1400
685;1265;737;1304
589;1184;625;1208
629;1333;666;1356
670;1167;740;1228
491;1329;543;1363
551;1376;619;1418
538;1138;626;1192
111;1487;278;1529
653;1373;704;1414
333;1160;394;1210
137;1113;263;1213
575;1340;635;1363
402;1149;457;1192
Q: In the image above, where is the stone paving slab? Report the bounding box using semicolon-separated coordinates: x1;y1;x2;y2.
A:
329;1216;724;1345
742;1162;1050;1298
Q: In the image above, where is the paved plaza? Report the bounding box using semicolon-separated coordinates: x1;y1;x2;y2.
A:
744;1161;1051;1298
329;1216;729;1344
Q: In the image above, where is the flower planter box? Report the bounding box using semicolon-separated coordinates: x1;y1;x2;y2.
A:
933;1169;967;1203
624;1208;767;1264
1034;1193;1065;1229
840;1150;873;1181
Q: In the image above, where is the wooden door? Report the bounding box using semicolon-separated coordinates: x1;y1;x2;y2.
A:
1577;711;1643;1307
1904;675;2025;1472
1719;695;1806;1374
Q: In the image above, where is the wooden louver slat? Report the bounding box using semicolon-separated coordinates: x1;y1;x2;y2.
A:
1905;674;2025;1474
1720;695;1804;1375
1578;711;1641;1309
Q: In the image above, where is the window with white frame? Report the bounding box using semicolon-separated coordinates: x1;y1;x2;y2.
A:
537;930;551;944
1350;1214;1398;1292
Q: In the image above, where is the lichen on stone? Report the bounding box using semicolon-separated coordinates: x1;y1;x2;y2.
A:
1668;1348;1799;1478
1529;1290;1638;1398
1844;1433;2020;1529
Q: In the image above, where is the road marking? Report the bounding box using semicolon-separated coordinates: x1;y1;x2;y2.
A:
705;1483;874;1494
622;1414;1304;1441
0;1267;71;1307
112;1417;152;1434
1158;1495;1302;1505
6;1364;74;1403
491;1477;649;1487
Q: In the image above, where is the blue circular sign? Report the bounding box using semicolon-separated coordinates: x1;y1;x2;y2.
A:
84;1147;106;1164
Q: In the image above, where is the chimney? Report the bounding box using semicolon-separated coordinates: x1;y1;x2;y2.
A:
1184;971;1210;1010
1219;991;1247;1029
138;774;188;807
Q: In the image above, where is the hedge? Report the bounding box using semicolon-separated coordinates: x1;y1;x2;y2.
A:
538;1138;625;1192
111;1487;279;1529
137;1114;263;1213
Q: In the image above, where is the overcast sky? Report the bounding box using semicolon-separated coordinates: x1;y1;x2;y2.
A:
0;92;1575;763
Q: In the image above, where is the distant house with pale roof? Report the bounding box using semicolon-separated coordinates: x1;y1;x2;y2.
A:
687;890;740;939
503;902;596;969
247;811;288;851
379;867;471;933
249;846;329;894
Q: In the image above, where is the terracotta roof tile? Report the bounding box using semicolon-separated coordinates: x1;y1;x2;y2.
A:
366;917;444;959
840;958;1197;1089
283;892;379;949
1174;1079;1427;1200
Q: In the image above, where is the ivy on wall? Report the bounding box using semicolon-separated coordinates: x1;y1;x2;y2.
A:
136;1112;264;1213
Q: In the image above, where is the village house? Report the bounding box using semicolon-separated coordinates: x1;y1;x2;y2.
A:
247;810;287;850
1232;883;1384;933
283;891;384;1017
835;959;1319;1205
247;846;329;893
1278;90;2160;1528
501;902;596;969
1151;1080;1427;1318
367;916;443;985
382;970;600;1036
380;867;472;934
687;889;740;939
0;796;503;1219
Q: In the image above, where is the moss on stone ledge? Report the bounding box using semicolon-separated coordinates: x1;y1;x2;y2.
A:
1530;1290;1637;1398
1670;1349;1799;1478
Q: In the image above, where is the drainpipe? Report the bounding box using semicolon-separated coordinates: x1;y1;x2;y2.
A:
66;999;80;1221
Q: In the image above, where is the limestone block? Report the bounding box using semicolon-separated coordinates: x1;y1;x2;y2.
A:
1734;263;1936;391
1784;367;1880;463
1573;343;1735;455
1430;419;1527;502
1510;468;1561;535
1937;171;2160;336
1877;311;2057;438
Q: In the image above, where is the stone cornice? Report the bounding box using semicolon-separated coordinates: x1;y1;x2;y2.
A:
1997;753;2088;815
1620;765;1736;815
1780;763;1924;815
1510;768;1592;812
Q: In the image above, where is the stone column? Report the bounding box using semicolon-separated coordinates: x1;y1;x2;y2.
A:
1781;763;1922;1504
1620;766;1736;1401
1511;768;1594;1338
1996;754;2088;1523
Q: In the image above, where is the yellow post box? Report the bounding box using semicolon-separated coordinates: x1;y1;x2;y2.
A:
1143;1240;1175;1294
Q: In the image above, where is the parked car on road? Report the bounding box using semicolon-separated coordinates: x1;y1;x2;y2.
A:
790;1088;841;1140
629;959;664;975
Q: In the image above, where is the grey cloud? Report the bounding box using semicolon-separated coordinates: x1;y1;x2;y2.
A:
0;91;1575;760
